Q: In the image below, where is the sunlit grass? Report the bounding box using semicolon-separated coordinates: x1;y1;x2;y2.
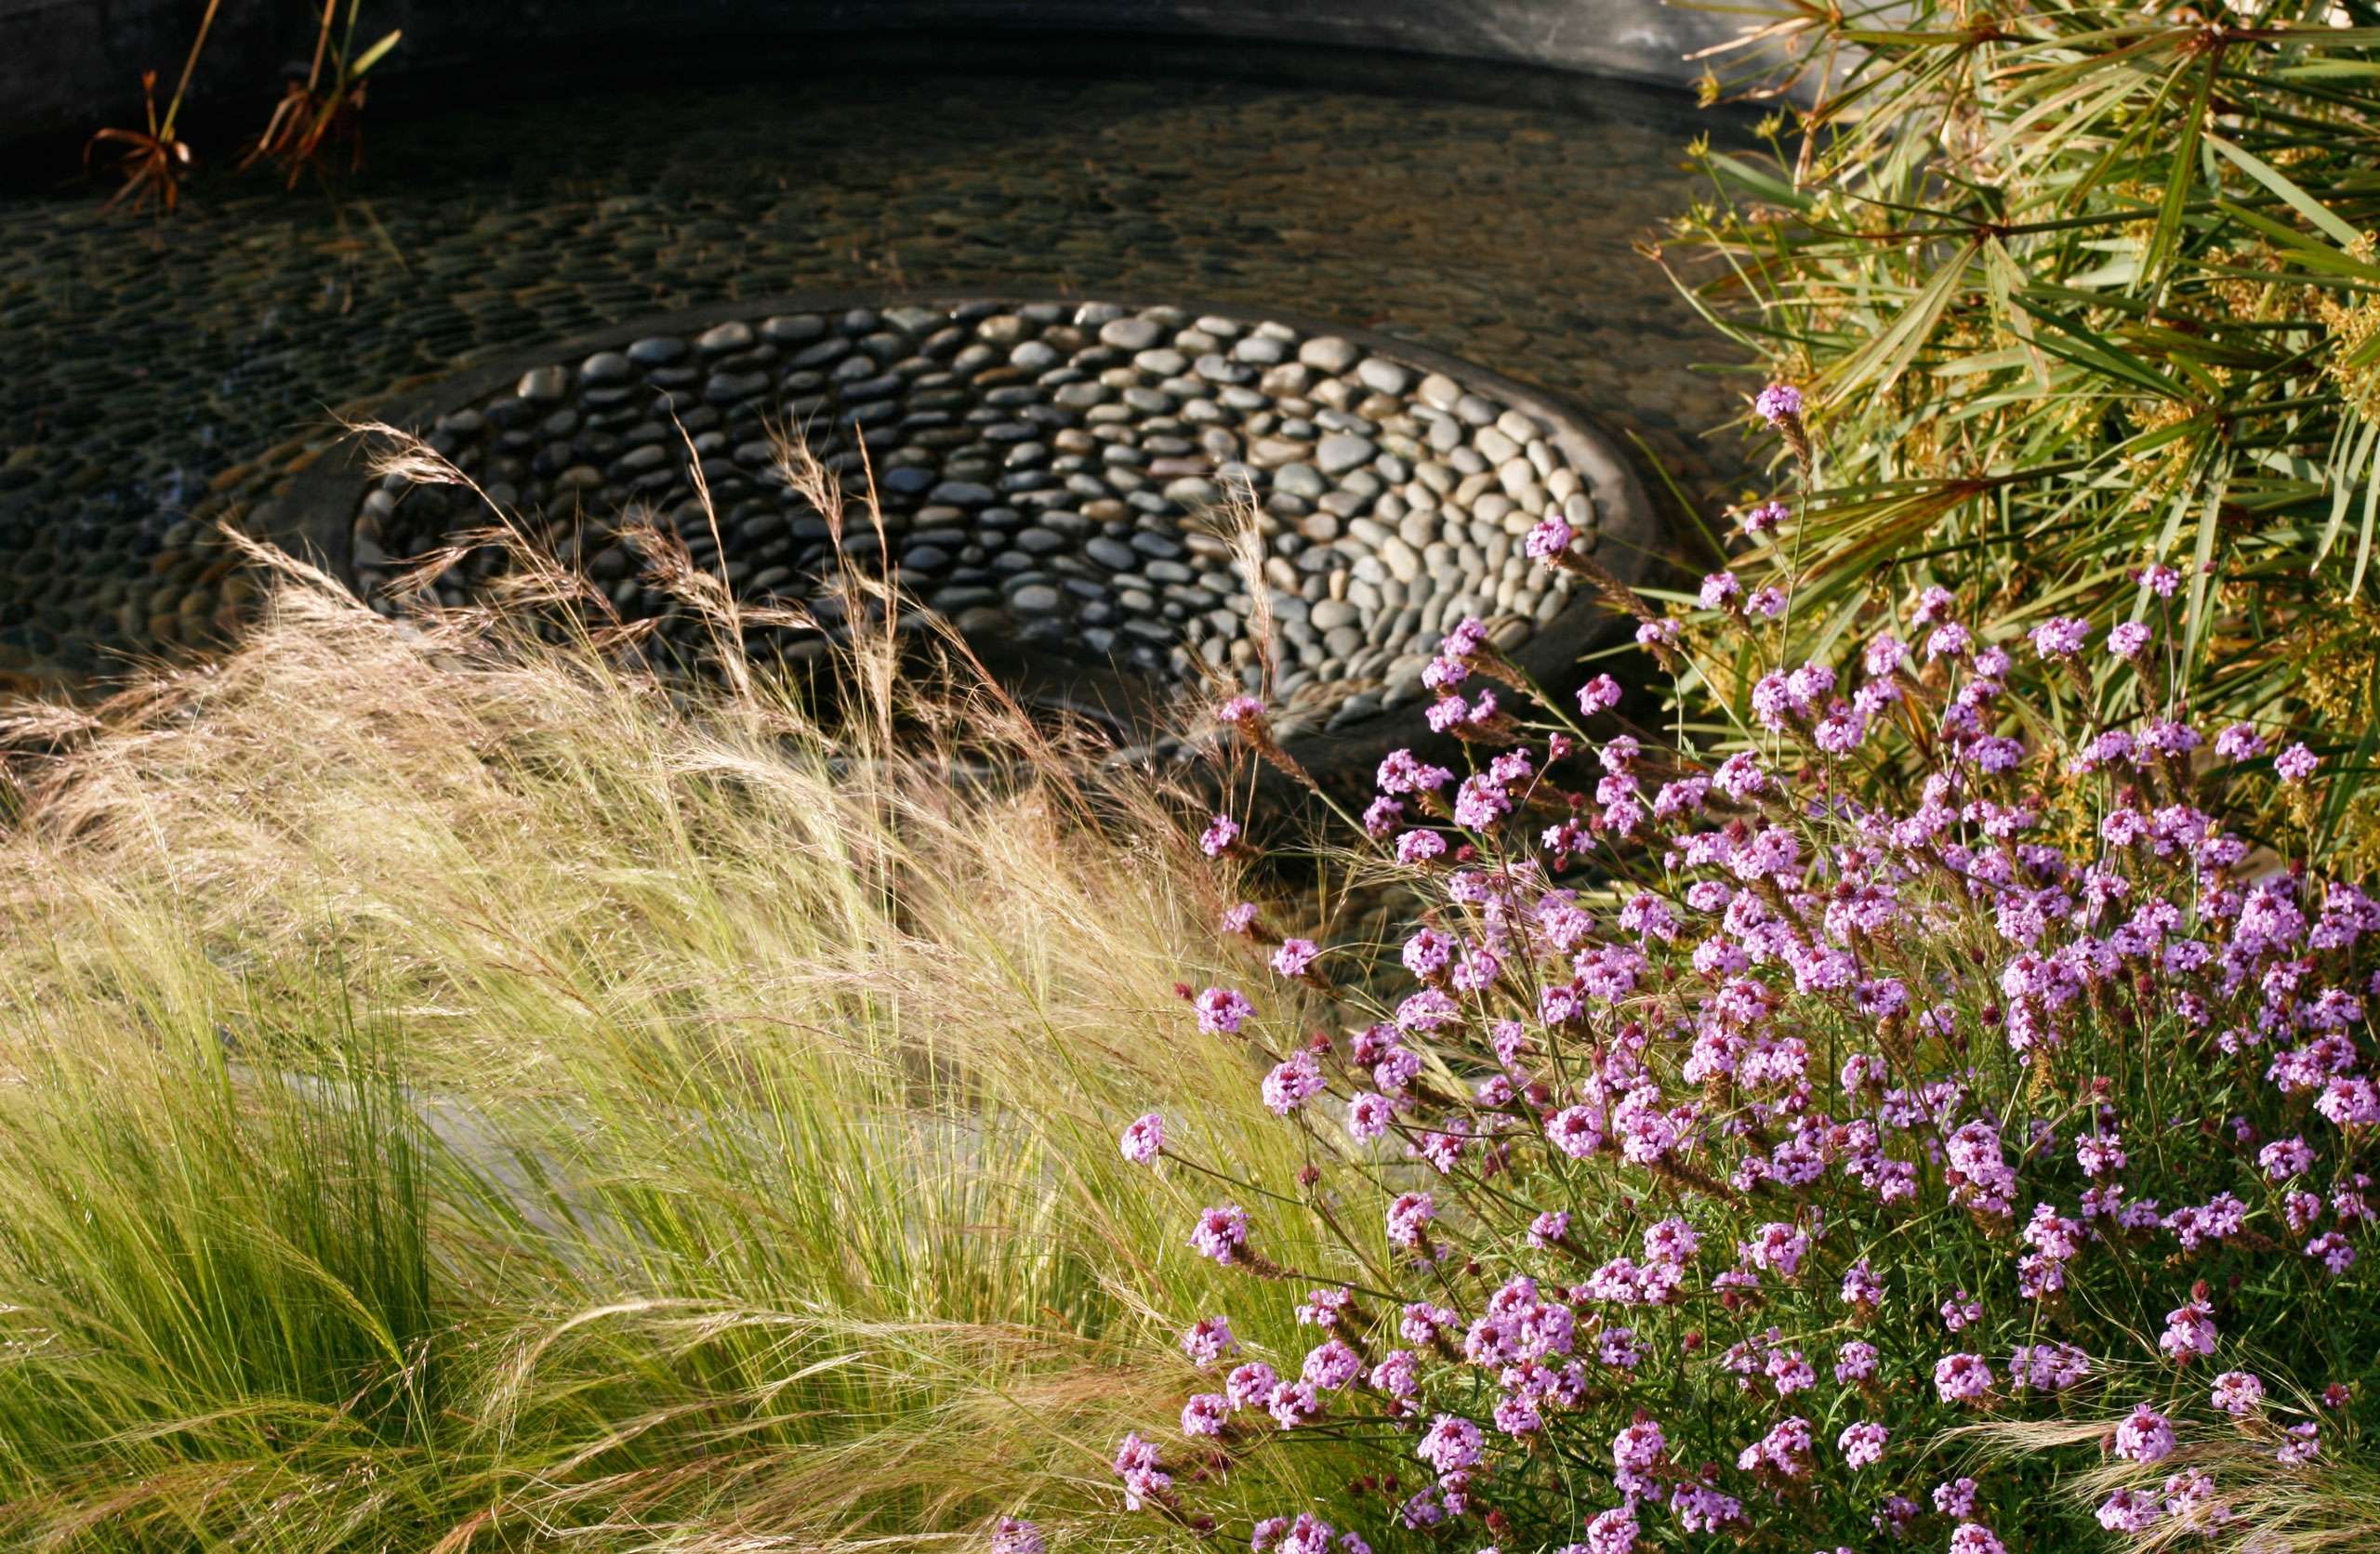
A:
0;441;1357;1551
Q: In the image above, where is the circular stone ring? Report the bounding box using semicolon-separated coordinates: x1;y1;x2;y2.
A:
281;294;1667;781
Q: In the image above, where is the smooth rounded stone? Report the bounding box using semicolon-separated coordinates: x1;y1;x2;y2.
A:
758;314;825;346
1054;382;1111;410
1311;598;1361;631
706;370;772;403
1083;536;1139;571
792;337;852;371
1299;336;1361;373
1275;462;1328;500
1132;348;1188;377
978;314;1029;345
1163;477;1223;508
929;481;995;507
1008;582;1064;613
948;344;1000;376
1370;533;1418;580
516;365;569;402
1231;335;1288;366
616;336;685;369
1012;340;1062;372
1194;354;1252;385
1455;393;1500;427
1014;527;1067;556
1259;362;1315;397
1099;317;1163;351
578;350;633;385
1355;358;1414;397
695;321;756;355
1490;617;1536;652
1316;433;1377;476
1475;425;1522;464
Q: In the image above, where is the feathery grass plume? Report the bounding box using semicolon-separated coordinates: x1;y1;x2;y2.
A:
1965;1389;2380;1553
0;426;1364;1549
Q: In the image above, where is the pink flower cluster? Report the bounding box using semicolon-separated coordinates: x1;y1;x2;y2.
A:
1083;591;2371;1553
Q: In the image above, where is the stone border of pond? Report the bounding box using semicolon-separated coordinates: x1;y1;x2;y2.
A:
279;290;1674;786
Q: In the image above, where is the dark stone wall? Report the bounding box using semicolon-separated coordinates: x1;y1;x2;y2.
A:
4;0;1749;149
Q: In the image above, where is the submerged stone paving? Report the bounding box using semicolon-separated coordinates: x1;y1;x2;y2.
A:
0;58;1750;700
344;296;1650;734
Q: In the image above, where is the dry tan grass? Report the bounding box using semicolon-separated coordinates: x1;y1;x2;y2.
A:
0;428;1361;1551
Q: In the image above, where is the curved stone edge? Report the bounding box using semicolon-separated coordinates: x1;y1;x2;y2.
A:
274;289;1679;780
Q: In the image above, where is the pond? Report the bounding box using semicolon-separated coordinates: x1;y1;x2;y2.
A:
0;42;1750;702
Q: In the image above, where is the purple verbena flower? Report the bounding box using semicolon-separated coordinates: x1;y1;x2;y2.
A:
2113;1404;2176;1463
1189;1204;1249;1264
1119;1113;1164;1165
1754;383;1805;427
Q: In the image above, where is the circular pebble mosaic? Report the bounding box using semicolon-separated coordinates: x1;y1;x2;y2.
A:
327;296;1659;745
0;59;1745;703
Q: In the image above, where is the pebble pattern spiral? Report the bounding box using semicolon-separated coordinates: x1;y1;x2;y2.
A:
347;296;1650;741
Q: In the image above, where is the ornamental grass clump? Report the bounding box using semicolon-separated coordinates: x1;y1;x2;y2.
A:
1082;520;2376;1550
0;434;1368;1550
1659;0;2380;856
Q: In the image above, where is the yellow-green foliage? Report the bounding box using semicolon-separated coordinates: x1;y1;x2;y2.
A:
0;513;1353;1550
1666;0;2380;845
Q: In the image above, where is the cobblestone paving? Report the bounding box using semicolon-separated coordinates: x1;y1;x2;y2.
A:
0;60;1749;697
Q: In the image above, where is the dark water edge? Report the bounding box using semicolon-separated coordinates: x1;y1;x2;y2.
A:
0;34;1757;694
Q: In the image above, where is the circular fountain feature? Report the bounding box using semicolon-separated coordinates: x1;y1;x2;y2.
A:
291;295;1664;757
